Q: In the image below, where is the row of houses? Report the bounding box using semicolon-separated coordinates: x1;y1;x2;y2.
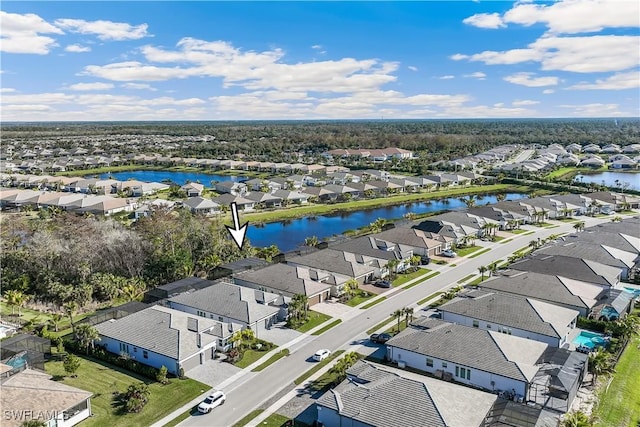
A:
317;216;639;426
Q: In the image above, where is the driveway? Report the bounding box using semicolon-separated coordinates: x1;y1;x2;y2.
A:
186;358;243;388
259;321;304;346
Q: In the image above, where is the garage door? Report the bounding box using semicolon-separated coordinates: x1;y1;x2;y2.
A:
181;353;201;372
308;294;321;306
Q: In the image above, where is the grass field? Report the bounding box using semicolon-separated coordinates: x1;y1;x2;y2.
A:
252;349;290;372
295;311;331;333
360;296;387;309
417;291;444;306
593;335;640;427
235;347;274;369
232;409;264;427
404;271;440;289
312;319;342;335
455;245;483;257
392;268;432;287
45;356;207;427
467;248;491;258
294;350;345;385
345;292;376;307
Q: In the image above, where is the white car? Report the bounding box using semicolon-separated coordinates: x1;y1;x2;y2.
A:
313;349;331;362
442;249;457;258
198;390;226;413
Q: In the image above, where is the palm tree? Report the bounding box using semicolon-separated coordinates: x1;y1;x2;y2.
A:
487;262;499;277
561;411;592;427
368;218;386;234
4;290;25;316
478;265;488;282
385;259;400;280
343;279;359;301
496;193;506;202
75;323;101;355
460;195;476;208
391;309;404;333
588;349;613;384
304;236;319;247
63;301;78;333
403;307;414;326
49;313;64;332
329;351;359;385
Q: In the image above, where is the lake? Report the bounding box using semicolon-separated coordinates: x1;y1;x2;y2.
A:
246;193;527;251
574;171;639;191
97;170;246;186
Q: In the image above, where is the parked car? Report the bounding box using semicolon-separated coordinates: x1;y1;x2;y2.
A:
370;332;393;344
198;390;226;413
375;279;392;288
313;349;331;361
420;255;431;265
442;249;457;258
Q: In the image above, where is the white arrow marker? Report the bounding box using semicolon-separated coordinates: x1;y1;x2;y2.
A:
225;202;248;250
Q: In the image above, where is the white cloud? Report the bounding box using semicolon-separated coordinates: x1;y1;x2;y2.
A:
408;66;418;72
66;82;115;91
463;13;505;29
311;44;323;50
0;88;17;93
464;72;486;80
450;53;468;61
567;70;640;90
512;99;540;106
502;0;639;34
54;18;149;41
543;89;555;94
122;83;157;91
558;102;629;117
65;44;91;53
0;11;63;54
504;72;559;87
439;75;455;80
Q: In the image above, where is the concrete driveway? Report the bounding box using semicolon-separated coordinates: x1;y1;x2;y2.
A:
259;321;304;346
311;301;356;319
186;358;243;388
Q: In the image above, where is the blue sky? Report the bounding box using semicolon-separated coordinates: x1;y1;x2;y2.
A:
1;1;639;121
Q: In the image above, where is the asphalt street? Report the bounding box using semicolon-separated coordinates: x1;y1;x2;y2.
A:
178;216;608;427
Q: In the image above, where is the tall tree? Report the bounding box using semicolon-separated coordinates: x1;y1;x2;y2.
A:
75;323;101;354
391;309;404;333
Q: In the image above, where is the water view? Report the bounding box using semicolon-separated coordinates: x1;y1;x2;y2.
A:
97;170;246;186
574;171;640;191
246;193;527;251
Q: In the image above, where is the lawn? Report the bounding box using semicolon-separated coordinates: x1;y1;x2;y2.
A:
345;291;376;307
417;291;444;306
0;302;93;338
360;296;387;309
233;409;264;427
457;274;475;284
594;335;640;427
252;349;290;372
294;311;332;333
312;319;342;335
45;356;208;427
499;238;514;244
454;245;483;257
509;229;528;234
467;248;491;258
404;271;440;289
235;347;275;369
385;319;408;334
392;268;432;287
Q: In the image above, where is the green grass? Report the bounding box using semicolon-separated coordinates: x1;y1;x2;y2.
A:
538;222;556;228
385;319;408;334
404;271;440;289
454;245;483;257
468;277;486;286
235;347;275;369
345;291;376;307
418;291;444;306
544;166;606;180
457;274;475;284
294;350;345;385
366;318;394;335
294;311;332;333
162;406;197;427
492;236;505;242
45;356;207;427
242;184;519;224
312;319;342;335
499;238;514;244
392;268;432;287
522;231;535;235
594;335;640;427
360;296;387;309
232;409;264;427
257;413;293;427
509;229;528;234
467;248;491;258
251;349;290;372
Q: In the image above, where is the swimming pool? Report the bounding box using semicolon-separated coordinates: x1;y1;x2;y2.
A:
624;287;640;298
573;331;607;349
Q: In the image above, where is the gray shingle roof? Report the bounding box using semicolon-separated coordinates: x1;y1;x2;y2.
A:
563;230;639;254
440;289;578;338
536;242;630;270
287;249;376;278
478;271;590;310
331;236;412;261
387;319;528;381
95;305;219;360
510;254;620;286
168;282;280;324
235;263;332;297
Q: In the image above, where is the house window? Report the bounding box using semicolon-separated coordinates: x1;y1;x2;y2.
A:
486;324;492;329
442;362;448;368
133;347;137;353
426;358;433;367
467;369;471;380
143;351;148;359
218;316;224;322
197;310;206;318
455;366;459;377
472;320;479;328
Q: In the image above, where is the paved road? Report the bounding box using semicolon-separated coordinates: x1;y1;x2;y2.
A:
179;216;608;427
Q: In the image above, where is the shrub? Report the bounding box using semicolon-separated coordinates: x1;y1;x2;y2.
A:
577;317;607;333
156;365;169;385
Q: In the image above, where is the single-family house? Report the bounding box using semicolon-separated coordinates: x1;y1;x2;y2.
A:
95;305;234;375
331;236;414;274
212;194;255;211
386;318;588;412
214;181;247;195
439;289;579;347
181;182;205;197
287;249;378;284
373;227;446;257
316;360;498;427
271;190;310;205
1;368;93;427
234;263;334;305
183;197;221;215
244;191;283;208
510;254;621;287
168;281;282;337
